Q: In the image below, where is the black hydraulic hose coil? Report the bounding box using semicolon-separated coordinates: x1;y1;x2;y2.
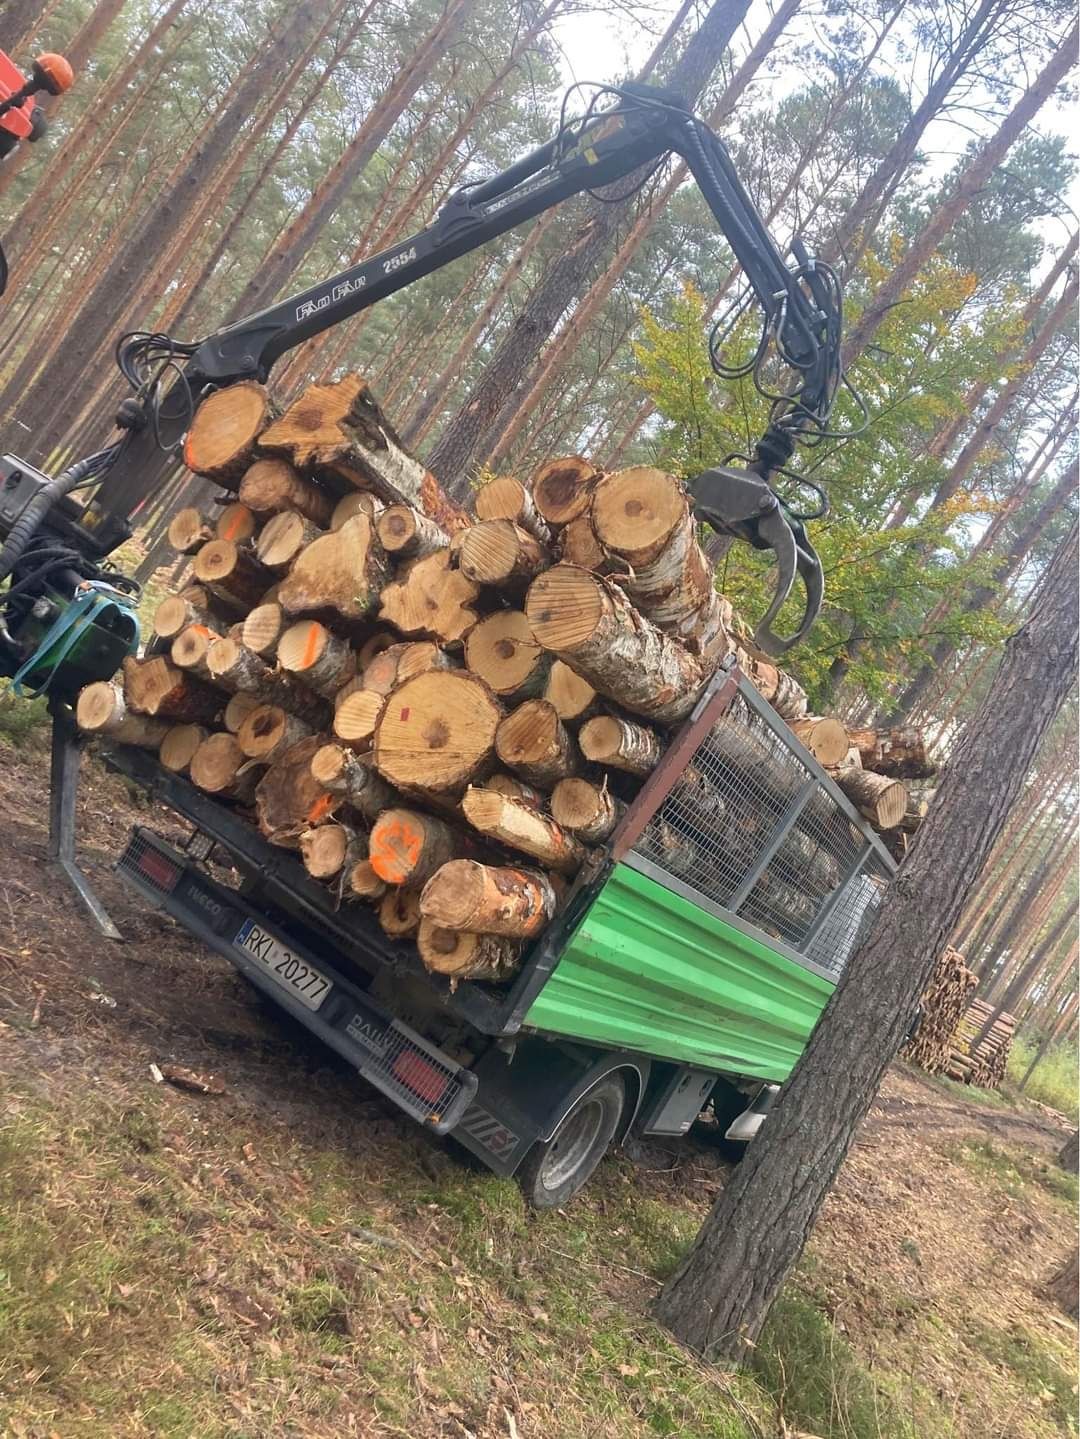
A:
0;448;117;587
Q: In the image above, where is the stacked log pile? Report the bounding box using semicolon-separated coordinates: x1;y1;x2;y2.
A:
947;999;1016;1089
77;374;932;990
902;947;978;1073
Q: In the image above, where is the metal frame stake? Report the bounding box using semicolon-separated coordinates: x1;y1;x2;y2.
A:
47;705;121;940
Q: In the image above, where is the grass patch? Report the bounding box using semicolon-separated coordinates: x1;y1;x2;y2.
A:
952;1136;1079;1205
1008;1036;1080;1122
0;682;48;747
965;1318;1078;1431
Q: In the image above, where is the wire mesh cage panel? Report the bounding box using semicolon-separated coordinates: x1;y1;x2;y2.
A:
631;681;895;981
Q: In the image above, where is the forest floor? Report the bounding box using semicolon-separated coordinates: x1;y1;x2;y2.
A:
0;713;1076;1439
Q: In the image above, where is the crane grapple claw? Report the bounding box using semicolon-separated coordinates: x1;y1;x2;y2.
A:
688;464;824;658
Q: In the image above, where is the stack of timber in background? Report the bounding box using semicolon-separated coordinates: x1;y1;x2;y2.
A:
947;999;1017;1089
902;947;978;1074
75;373;931;988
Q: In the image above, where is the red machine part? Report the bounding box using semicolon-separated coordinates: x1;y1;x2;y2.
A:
0;50;35;141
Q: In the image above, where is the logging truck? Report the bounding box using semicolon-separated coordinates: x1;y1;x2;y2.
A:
110;657;896;1209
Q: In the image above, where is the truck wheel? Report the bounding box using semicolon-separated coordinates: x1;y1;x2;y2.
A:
517;1075;625;1209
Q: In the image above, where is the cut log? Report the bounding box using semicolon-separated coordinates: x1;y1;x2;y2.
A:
122;656;221;722
255;735;339;847
495;699;579;789
846;725;936;780
531;455;601;527
346;859;388;902
592;468;728;658
152;591;225;643
362;642;409;695
192;539;270;610
357;629;396;667
214;502;258;544
550;777;625;842
473;475;551;546
223;691;259;734
158;723;209;775
461;787;585;874
397;641;455;683
241;601;284;657
578;714;661;777
464;610;548;702
484;773;544;809
525;566;706;724
75;681;169;748
277;621;356;699
420;860;556;937
330;491;385;530
378;887;421;938
378;548;479;648
543;660;598;724
255;511;321;573
204;638;329;727
167;508;212;554
377;504;448;559
458;521;549;587
332;690;385;751
183;380;275;484
238;457;334;526
299;822;365;880
369;808;463;886
790;716;849;769
276;514;389;623
309;742;395;821
834;765;907;830
236;704;313;763
559;513;612;573
170;624;219;680
189;732;261;800
374;671;501;795
260;373;433;507
416;921;521;983
739;653;808;723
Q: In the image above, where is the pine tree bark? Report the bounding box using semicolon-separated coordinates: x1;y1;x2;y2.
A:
653;519;1078;1361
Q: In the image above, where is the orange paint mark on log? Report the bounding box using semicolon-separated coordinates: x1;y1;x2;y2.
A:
307;792;335;824
369;815;423;884
301;623;321;670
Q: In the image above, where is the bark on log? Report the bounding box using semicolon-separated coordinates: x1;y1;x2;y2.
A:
183;381;276;484
122;656;221;722
495;698;579;789
309;742;395;821
75;681;170;748
458;520;549;587
167;508;212;554
255;511;321;573
846;726;937;780
834;765;908;830
241;602;285;657
223;691;259;734
461;786;585;873
420;860;556;937
464;610;548;702
333;689;385;752
346;859;388;902
330;491;385;530
473;475;551;546
578;714;661;776
377;504;449;559
417;921;521;983
378;887;421;937
204;638;329;727
236;704;313;763
525;565;706;724
543;660;598;723
192;539;271;610
277;514;389;623
158;724;209;774
531;455;601;527
379;549;480;647
790;716;849;768
357;630;396;667
739;653;808;723
255;735;340;847
189;733;262;800
369;808;463;886
299;822;366;880
277;621;356;699
152;591;226;643
214;502;258;544
592;467;728;658
238;457;334;526
559;513;613;573
550;777;624;842
374;671;501;795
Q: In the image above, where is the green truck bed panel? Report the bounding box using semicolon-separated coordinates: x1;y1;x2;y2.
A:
523;862;834;1081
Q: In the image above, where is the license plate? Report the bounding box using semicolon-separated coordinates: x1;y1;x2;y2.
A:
234;919;332;1011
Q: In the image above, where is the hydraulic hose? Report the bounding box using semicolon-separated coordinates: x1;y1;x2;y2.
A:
0;444;120;587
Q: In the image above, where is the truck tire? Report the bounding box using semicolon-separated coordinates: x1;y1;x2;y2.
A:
516;1074;625;1209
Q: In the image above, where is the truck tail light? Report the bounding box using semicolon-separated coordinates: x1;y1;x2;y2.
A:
135;844;180;892
392;1049;448;1105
